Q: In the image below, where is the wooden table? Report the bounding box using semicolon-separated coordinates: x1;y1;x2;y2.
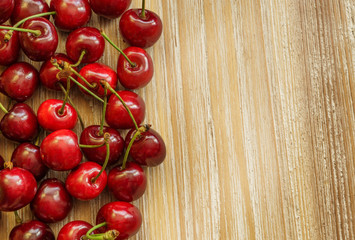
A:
1;0;354;239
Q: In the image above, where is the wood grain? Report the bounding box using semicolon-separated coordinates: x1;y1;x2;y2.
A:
0;0;354;239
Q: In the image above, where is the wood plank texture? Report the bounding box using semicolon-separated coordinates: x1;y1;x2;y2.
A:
0;0;354;239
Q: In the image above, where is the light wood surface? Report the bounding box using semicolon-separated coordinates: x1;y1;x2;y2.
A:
1;0;355;239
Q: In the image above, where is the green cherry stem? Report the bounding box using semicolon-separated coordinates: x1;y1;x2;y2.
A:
14;211;22;225
99;86;108;136
92;133;110;183
79;143;106;149
86;222;119;240
58;77;71;115
0;102;9;114
141;0;146;18
71;50;87;67
69;66;97;89
0;26;41;37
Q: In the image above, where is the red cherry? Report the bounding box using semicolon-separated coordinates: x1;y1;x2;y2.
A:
11;0;50;25
65;161;107;201
37;99;77;132
57;220;95;240
9;220;55;240
80;125;124;165
119;9;163;48
40;129;82;171
106;91;145;130
19;17;58;61
66;27;105;64
31;178;73;223
11;143;48;180
125;127;166;167
96;201;142;240
0;155;4;170
108;162;147;202
90;0;131;19
39;53;76;91
0;103;38;142
0;27;20;66
0;167;37;211
0;0;14;24
0;62;39;102
50;0;91;31
117;46;153;89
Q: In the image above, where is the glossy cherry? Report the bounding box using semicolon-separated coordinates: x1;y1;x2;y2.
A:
0;155;4;170
0;0;14;24
0;166;37;211
90;0;131;19
96;201;142;240
50;0;91;31
125;127;166;167
57;221;95;240
66;27;105;64
119;8;163;48
40;129;82;171
11;0;50;25
12;143;48;180
66;161;107;201
31;178;73;223
0;28;20;66
80;125;124;165
106;91;145;130
108;162;147;202
9;220;55;240
0;62;39;102
0;103;38;142
39;53;76;91
37;99;77;131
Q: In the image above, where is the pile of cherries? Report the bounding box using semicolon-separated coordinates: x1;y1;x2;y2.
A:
0;0;166;239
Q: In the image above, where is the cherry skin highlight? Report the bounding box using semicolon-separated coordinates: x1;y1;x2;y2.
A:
90;0;131;19
0;0;14;24
0;28;20;66
11;0;50;25
9;220;55;240
57;220;95;240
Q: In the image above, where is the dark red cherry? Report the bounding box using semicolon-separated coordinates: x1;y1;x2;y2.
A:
31;178;73;223
9;220;55;240
105;91;145;130
0;62;39;102
96;201;142;240
11;0;50;25
108;162;146;202
90;0;131;19
40;129;82;171
0;27;20;66
0;0;14;24
0;155;4;170
119;9;163;48
19;17;58;61
50;0;91;31
80;125;124;165
0;103;38;142
125;127;166;167
11;143;48;180
0;167;37;211
39;53;76;91
78;63;117;97
37;99;77;132
66;27;105;64
57;220;96;240
65;161;107;201
117;46;153;89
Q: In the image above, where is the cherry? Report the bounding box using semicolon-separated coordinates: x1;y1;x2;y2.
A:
95;201;142;240
9;220;55;240
106;91;145;130
0;103;38;142
11;143;48;180
66;161;107;201
11;0;50;25
90;0;131;19
40;129;82;171
0;166;37;211
37;99;77;132
31;178;73;223
0;62;39;102
58;220;95;240
66;27;105;64
50;0;91;31
0;0;14;24
108;162;147;202
0;28;20;66
125;127;166;167
0;155;4;170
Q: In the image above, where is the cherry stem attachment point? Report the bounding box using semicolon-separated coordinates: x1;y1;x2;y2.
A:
58;77;71;115
92;133;110;183
0;102;9;114
99;85;108;136
14;211;22;225
4;161;13;170
86;222;119;240
141;0;146;18
71;50;86;67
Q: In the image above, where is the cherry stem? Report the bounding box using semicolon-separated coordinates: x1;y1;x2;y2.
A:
141;0;146;18
79;143;106;149
71;50;86;67
99;86;108;136
92;133;110;183
58;77;71;115
101;80;139;131
86;222;119;240
100;31;136;68
69;67;97;89
0;102;9;114
14;211;22;225
0;26;41;37
34;129;41;146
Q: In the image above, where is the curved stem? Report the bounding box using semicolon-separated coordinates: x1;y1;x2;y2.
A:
14;211;22;225
69;67;97;89
141;0;146;18
86;222;119;240
71;50;86;67
92;133;110;183
0;102;9;114
79;143;106;149
99;86;108;136
100;31;136;67
58;77;71;115
0;26;41;37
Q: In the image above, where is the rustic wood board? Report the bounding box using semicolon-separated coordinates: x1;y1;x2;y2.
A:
1;0;354;239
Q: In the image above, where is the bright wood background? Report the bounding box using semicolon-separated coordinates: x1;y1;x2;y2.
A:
1;0;355;239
